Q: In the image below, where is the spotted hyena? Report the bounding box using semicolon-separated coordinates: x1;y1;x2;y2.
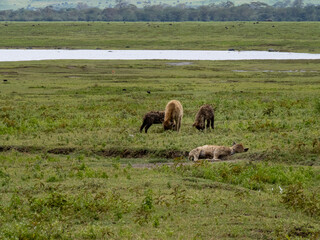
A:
140;111;165;133
163;100;183;132
192;104;214;130
188;142;249;161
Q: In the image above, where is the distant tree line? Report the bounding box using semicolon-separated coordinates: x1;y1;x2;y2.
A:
0;1;320;21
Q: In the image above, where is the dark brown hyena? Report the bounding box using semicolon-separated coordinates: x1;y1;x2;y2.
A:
192;104;214;130
140;111;165;133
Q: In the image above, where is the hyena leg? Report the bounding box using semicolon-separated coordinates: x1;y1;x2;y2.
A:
144;123;152;133
177;116;182;132
173;119;177;131
192;151;200;161
206;119;210;129
212;151;220;161
211;116;214;129
140;120;147;133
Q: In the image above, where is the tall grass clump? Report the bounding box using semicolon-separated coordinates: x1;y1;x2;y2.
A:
135;189;154;225
281;183;320;218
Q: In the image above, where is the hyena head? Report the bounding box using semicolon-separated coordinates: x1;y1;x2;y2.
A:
188;148;201;161
193;122;205;130
231;142;249;155
188;150;195;161
163;120;174;130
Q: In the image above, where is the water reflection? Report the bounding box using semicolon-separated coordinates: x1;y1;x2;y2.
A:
1;49;320;62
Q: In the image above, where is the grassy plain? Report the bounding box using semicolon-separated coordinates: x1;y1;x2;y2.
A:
1;60;320;164
1;21;320;239
0;22;320;52
1;59;320;238
0;151;319;239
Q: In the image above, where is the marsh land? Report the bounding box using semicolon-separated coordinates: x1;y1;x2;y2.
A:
0;22;319;239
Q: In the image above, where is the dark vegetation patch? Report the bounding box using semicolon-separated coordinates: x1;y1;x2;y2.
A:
1;5;320;22
281;183;320;217
47;147;77;154
0;145;43;153
0;145;189;159
96;148;189;159
275;224;320;239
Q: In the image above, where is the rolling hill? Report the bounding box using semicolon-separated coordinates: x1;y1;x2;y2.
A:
0;0;318;10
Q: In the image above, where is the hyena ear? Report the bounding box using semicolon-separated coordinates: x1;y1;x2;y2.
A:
232;142;237;146
244;148;249;152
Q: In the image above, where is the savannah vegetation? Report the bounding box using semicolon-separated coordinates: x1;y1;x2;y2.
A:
1;58;320;238
0;20;320;239
0;2;320;22
1;22;320;53
0;0;319;11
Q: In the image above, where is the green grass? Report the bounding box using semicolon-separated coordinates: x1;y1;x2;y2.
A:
1;59;320;165
0;22;320;52
1;54;320;237
173;161;319;191
0;151;319;239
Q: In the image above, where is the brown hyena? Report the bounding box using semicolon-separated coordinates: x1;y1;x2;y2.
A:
140;111;165;133
192;104;214;131
188;142;249;161
163;100;183;132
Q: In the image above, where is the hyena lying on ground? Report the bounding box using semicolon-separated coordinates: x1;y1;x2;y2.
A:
188;142;249;161
193;104;215;130
163;100;183;132
140;111;165;133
